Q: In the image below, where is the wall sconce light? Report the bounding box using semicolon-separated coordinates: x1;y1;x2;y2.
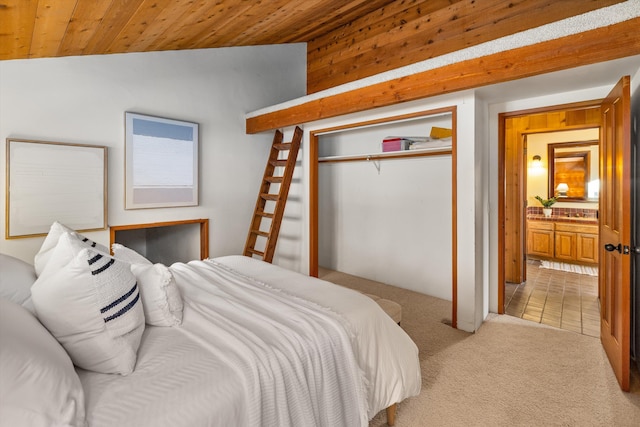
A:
556;182;569;197
531;154;542;169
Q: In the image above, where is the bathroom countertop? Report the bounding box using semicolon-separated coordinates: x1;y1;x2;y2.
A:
527;214;598;225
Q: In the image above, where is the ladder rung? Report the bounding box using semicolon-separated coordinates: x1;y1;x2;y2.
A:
273;143;292;150
256;210;274;219
247;248;264;257
245;126;302;264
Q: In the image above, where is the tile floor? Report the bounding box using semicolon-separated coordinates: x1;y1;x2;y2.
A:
505;260;600;337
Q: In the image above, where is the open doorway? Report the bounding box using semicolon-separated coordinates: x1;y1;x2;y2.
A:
496;76;634;391
497;101;603;332
504;128;600;336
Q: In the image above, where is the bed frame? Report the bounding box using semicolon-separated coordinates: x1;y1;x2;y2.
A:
386;404;397;426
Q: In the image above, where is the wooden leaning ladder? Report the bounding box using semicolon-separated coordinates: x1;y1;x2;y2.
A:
243;126;303;263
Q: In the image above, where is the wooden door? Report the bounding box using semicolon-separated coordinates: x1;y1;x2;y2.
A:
599;76;632;391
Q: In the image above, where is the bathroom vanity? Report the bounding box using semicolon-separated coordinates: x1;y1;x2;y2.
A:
527;215;598;266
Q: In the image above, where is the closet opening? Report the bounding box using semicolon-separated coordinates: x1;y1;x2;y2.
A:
309;107;458;328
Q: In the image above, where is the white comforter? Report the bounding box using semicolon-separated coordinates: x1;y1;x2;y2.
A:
78;256;421;426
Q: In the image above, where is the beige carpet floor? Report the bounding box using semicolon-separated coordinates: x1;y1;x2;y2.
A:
317;268;640;427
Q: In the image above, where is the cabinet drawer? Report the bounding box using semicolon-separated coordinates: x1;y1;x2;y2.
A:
554;222;598;234
527;221;554;231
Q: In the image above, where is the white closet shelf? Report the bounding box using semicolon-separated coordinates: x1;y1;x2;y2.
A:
318;146;452;163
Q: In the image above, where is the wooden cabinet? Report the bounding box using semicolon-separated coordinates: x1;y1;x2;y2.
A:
527;220;598;265
527;221;554;258
554;231;576;261
576;233;599;264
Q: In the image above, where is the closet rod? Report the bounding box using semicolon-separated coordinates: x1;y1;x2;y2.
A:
318;147;452;163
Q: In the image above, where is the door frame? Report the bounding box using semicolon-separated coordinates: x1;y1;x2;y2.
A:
498;100;603;313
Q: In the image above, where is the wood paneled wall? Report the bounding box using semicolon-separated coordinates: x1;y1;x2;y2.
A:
306;0;624;94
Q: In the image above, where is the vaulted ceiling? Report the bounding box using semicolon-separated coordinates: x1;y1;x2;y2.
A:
1;0;634;98
0;0;395;60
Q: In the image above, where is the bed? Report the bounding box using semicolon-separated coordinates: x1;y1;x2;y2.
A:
0;222;421;427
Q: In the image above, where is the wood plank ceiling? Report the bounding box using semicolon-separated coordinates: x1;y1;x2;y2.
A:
1;0;629;97
0;0;394;60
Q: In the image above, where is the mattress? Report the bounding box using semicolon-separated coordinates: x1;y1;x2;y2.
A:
77;256;421;426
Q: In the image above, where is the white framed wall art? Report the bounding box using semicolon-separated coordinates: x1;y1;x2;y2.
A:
6;139;107;238
125;112;199;209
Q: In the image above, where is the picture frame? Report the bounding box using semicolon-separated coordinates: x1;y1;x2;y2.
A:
6;139;107;238
125;112;199;209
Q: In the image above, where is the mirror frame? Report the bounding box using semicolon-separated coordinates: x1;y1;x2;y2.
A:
547;140;599;202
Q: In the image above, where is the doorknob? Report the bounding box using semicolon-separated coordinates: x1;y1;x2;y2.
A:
604;243;622;253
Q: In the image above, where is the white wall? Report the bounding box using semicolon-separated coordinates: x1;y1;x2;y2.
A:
0;45;307;263
475;97;491;327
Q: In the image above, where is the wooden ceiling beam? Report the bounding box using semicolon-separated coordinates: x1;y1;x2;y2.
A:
246;17;640;134
306;0;624;93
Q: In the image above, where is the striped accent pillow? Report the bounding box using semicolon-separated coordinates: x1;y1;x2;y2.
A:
31;233;145;375
34;221;108;276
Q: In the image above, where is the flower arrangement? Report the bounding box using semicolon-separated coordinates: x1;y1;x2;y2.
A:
535;195;557;208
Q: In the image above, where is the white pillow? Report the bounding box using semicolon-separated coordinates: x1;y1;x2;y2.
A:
34;221;108;276
0;298;86;427
112;243;183;327
0;253;36;307
31;233;145;375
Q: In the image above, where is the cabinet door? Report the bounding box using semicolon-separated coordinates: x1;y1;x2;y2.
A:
576;233;599;264
527;228;554;258
555;231;576;261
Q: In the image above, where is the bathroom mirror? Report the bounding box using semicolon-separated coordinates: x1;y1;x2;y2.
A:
547;140;599;202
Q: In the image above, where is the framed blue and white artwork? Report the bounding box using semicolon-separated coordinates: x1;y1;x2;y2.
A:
125;112;199;209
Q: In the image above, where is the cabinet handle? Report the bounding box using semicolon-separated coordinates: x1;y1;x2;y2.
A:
604;243;621;253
